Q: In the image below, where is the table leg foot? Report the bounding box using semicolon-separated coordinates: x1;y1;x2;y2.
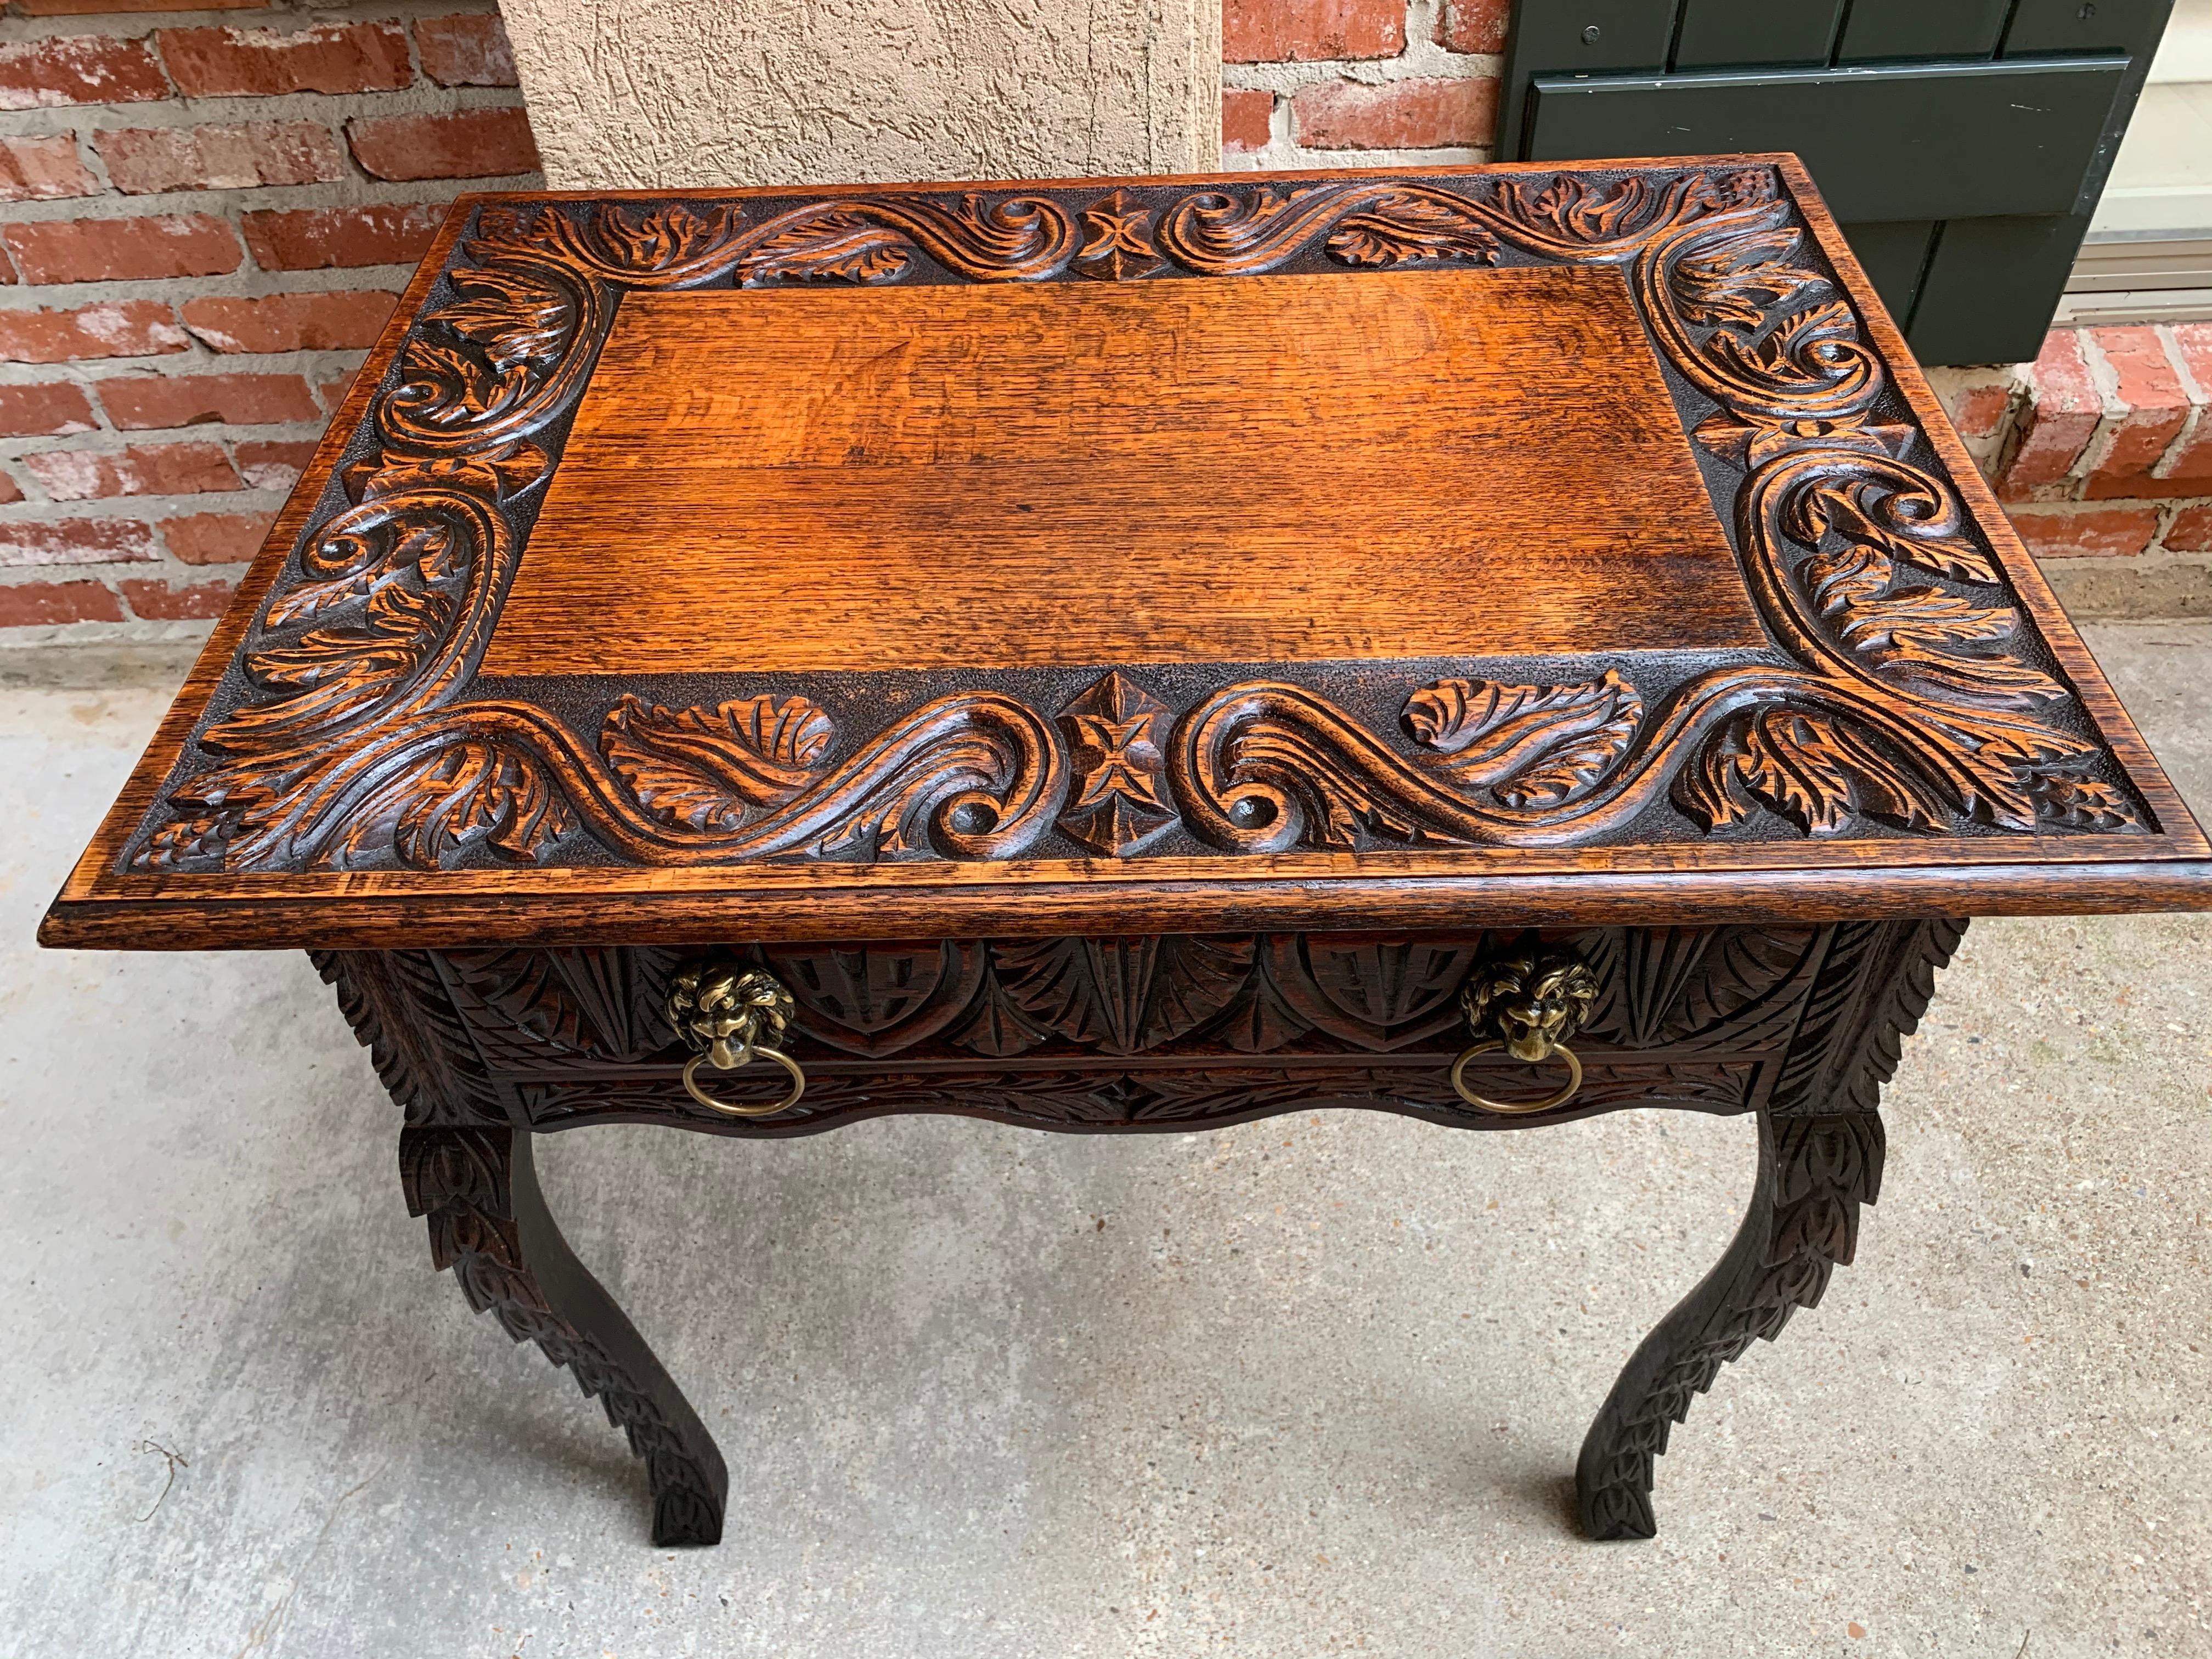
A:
1574;1109;1881;1541
399;1125;730;1547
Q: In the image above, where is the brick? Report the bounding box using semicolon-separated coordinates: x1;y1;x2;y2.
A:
0;580;123;625
2157;323;2212;484
346;108;540;182
416;13;520;87
181;290;397;354
0;517;157;567
18;0;266;12
0;301;186;364
1293;75;1498;150
241;203;447;271
2080;470;2212;501
1227;0;1402;62
1997;330;2102;495
1434;0;1509;53
163;509;274;565
99;373;319;430
2006;506;2160;560
1947;383;2013;440
318;369;359;410
0;471;20;505
233;438;317;491
121;575;238;620
160;21;411;97
2086;325;2190;484
0;381;97;437
1223;89;1273;153
2166;504;2212;552
1;134;98;202
95;121;346;195
24;442;240;500
3;214;242;285
0;36;169;110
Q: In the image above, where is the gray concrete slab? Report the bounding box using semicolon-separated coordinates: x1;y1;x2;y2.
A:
3;624;2209;1659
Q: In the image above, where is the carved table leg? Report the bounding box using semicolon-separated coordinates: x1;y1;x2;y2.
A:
1575;1109;1879;1538
398;1125;730;1546
1573;917;1963;1539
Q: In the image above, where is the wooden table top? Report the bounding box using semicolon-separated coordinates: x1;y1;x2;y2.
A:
41;156;2212;950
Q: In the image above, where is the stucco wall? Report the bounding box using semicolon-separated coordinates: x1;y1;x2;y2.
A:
498;0;1222;189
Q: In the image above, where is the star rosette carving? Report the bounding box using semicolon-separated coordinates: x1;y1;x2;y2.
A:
1074;189;1163;281
1057;672;1177;855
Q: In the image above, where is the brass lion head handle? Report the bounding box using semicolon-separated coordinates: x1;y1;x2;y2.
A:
667;963;805;1117
1451;949;1600;1116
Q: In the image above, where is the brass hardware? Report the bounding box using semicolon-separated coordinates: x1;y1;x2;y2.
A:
1450;949;1600;1116
667;964;805;1117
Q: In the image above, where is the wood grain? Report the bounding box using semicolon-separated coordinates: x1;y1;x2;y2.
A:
486;269;1753;674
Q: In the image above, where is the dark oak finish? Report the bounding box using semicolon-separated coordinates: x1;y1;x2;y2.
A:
40;157;2210;1549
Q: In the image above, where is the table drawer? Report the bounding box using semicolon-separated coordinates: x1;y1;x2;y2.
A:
411;927;1829;1135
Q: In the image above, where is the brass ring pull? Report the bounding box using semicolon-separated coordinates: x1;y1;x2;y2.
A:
681;1044;806;1117
1449;1037;1583;1115
1451;947;1600;1119
667;963;805;1119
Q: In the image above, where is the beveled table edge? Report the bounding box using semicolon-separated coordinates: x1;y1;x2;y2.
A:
38;857;2212;951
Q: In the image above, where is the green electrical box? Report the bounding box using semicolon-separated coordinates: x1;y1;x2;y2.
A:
1498;0;2173;364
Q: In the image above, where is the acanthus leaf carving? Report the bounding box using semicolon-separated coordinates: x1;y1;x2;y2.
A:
600;695;835;833
342;736;575;870
1403;669;1643;808
1674;709;1938;838
1322;190;1498;267
736;207;914;285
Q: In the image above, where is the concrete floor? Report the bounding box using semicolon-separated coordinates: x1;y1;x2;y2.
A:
3;627;2209;1659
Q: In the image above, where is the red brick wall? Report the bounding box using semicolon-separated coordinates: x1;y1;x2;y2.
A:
0;0;538;637
1929;328;2212;594
1224;0;1506;163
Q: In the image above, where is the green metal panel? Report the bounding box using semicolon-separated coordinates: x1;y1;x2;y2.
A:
1907;216;2090;362
1525;57;2127;221
1836;0;2010;61
1499;0;2176;363
1838;220;1940;321
2004;0;2171;53
1497;1;1680;161
1673;0;1843;67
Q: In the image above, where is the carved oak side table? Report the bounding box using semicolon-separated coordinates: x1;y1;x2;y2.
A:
42;157;2212;1548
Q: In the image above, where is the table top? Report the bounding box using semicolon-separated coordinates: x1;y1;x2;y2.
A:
41;156;2212;950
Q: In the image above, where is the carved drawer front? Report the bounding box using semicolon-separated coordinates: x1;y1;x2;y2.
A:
426;926;1826;1135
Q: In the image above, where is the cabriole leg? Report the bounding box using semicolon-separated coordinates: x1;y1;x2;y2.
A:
1575;1108;1881;1539
398;1125;729;1546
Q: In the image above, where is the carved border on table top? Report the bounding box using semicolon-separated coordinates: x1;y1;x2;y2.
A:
126;167;2149;875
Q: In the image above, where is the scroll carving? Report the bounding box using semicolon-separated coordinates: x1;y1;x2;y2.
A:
131;167;2145;875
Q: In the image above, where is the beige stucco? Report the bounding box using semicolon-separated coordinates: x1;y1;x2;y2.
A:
497;0;1222;190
